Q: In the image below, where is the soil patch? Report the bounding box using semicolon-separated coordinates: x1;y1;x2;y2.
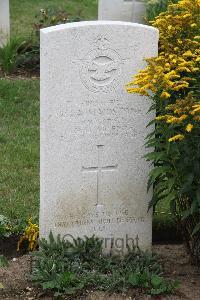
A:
0;245;199;300
0;235;28;258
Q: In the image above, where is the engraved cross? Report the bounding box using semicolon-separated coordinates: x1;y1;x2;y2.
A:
82;145;118;207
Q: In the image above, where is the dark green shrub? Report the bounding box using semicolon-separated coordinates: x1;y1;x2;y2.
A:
16;41;40;74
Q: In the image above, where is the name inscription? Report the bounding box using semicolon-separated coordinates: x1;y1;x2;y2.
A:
52;97;145;141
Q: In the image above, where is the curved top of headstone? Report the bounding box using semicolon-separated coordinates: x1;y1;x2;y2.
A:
41;20;158;35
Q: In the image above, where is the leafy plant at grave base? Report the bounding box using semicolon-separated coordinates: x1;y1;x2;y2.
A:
16;40;40;74
127;0;200;263
17;218;39;252
0;37;26;75
34;8;82;36
30;232;178;297
145;0;179;22
0;215;30;238
0;215;12;238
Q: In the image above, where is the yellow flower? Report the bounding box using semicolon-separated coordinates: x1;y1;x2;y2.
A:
166;116;177;124
168;134;185;142
126;0;200;132
185;124;193;132
191;104;200;114
17;219;39;252
161;91;171;99
183;50;194;57
179;114;188;121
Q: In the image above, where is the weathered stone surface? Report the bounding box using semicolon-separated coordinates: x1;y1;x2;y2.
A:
98;0;134;22
132;0;146;24
98;0;146;24
40;21;158;254
0;0;10;47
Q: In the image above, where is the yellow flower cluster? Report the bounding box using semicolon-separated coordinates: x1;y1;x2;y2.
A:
127;0;200;97
156;94;200;140
126;0;200;142
17;219;39;251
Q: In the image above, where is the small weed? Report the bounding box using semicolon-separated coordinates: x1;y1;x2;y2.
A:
0;215;12;238
0;255;9;267
0;37;25;74
0;214;29;238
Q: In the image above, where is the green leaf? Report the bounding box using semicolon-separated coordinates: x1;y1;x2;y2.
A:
196;189;200;206
148;195;159;210
42;280;58;290
144;151;166;162
162;192;177;203
145;130;156;140
170;198;177;215
182;208;192;219
0;282;4;289
0;255;9;268
147;119;156;128
148;166;170;191
128;272;149;288
150;287;166;295
151;275;164;288
192;222;200;236
180;173;194;193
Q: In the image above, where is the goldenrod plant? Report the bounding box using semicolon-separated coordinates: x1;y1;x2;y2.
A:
17;219;39;251
127;0;200;263
145;0;179;22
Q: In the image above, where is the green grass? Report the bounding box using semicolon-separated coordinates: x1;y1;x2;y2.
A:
2;0;97;222
0;79;39;222
10;0;98;38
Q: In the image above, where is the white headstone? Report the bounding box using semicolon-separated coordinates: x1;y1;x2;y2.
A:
98;0;134;22
40;21;158;254
132;0;146;24
0;0;10;47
